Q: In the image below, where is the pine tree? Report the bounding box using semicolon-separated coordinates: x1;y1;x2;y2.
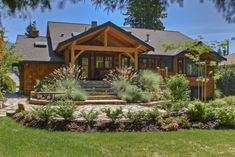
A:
25;21;37;38
123;0;167;30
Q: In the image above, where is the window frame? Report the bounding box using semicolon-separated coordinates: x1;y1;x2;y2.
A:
95;54;114;69
159;57;173;72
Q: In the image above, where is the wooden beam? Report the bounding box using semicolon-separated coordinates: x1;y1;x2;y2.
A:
134;49;138;70
74;50;86;61
65;47;69;64
104;27;110;47
122;52;135;62
71;42;76;64
74;45;136;53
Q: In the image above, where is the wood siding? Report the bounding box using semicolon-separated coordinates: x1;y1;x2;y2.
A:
19;63;63;95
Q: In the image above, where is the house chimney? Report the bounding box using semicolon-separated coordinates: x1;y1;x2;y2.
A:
31;28;39;38
91;21;97;28
145;34;150;42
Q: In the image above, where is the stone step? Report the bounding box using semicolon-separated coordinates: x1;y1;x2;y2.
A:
88;95;118;100
86;91;116;95
82;87;113;92
83;99;126;105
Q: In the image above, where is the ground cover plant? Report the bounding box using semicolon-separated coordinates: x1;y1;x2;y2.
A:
1;117;235;157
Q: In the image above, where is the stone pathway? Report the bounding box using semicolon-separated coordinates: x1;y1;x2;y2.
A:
0;93;27;117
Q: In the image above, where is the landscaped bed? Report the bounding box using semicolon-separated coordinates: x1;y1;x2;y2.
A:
1;117;235;157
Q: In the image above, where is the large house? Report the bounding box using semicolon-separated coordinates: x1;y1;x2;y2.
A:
15;21;225;99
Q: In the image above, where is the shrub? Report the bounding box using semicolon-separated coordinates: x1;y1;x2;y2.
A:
125;110;147;123
138;70;163;92
1;75;16;92
208;99;227;108
171;101;189;112
17;111;33;121
215;107;235;127
188;101;206;122
223;96;235;106
70;90;87;101
105;67;137;83
102;107;123;123
214;88;222;99
175;116;190;129
204;106;217;122
56;100;76;120
160;117;179;131
166;75;190;101
112;80;130;95
145;108;161;121
33;105;55;121
53;94;67;101
80;109;99;125
120;85;150;103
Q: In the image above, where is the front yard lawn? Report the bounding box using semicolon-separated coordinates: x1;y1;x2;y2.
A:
0;117;235;157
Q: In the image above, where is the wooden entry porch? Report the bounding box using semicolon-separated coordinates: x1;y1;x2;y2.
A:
78;51;133;80
56;22;154;78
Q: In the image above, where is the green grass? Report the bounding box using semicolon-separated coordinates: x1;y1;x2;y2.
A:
0;117;235;157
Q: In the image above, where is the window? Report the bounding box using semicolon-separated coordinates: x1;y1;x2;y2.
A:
95;55;113;69
190;87;202;100
178;58;183;74
96;56;104;68
160;57;173;71
121;56;131;68
139;57;156;70
186;59;205;76
105;56;113;68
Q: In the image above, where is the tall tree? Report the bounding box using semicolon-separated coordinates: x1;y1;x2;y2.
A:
124;0;167;30
25;21;37;38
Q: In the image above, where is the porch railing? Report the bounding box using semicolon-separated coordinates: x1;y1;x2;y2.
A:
157;67;169;79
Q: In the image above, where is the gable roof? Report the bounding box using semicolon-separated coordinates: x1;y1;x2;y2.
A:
52;21;154;52
15;35;64;63
48;21;191;56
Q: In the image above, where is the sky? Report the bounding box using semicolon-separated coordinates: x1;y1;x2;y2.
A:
2;0;235;53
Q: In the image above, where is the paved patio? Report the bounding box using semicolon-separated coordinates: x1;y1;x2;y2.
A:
0;93;27;117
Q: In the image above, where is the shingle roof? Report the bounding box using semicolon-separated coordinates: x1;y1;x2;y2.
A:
219;53;235;65
56;21;155;52
15;35;64;62
15;21;225;62
48;21;191;56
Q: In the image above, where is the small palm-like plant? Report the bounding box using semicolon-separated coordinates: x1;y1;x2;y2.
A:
80;109;99;125
102;107;123;123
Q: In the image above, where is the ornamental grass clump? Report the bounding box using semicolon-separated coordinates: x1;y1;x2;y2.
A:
138;70;163;92
34;64;84;92
121;85;150;103
105;67;137;83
